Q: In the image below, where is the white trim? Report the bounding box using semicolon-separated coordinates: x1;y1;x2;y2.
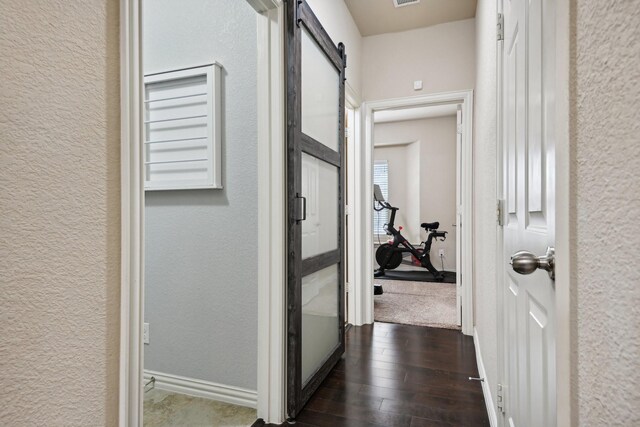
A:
144;371;257;409
246;0;281;13
554;0;572;424
345;101;360;326
255;2;286;424
357;90;474;335
144;61;223;77
119;0;144;425
495;3;506;427
474;328;498;427
353;101;374;325
345;82;361;109
373;140;417;148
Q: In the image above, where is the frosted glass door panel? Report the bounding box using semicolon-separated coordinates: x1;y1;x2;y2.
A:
301;27;339;151
301;264;339;384
301;153;339;259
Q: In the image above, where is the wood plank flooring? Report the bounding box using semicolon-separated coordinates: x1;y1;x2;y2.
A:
255;322;489;427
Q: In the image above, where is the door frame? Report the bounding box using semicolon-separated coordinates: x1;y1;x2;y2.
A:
255;1;286;424
119;1;143;424
119;0;287;425
356;90;475;336
495;0;572;424
345;87;361;326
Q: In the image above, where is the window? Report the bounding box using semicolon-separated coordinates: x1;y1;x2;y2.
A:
144;63;222;190
373;160;389;235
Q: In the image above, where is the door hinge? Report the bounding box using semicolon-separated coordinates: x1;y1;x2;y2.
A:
497;13;504;41
497;383;506;414
346;282;351;293
497;199;505;226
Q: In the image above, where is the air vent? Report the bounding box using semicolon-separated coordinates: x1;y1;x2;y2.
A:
393;0;420;8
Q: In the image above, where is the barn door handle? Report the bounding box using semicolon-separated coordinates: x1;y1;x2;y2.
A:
295;195;306;223
510;247;555;280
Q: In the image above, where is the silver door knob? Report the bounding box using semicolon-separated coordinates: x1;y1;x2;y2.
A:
510;247;555;280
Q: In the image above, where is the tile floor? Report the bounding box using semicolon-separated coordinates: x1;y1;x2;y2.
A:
144;388;257;427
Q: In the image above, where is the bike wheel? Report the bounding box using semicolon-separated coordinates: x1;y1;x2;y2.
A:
375;244;402;269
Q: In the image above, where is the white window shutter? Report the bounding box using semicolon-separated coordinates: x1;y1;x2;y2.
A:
373;160;389;235
143;63;222;190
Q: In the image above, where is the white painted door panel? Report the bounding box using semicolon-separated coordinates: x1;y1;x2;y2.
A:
502;0;556;425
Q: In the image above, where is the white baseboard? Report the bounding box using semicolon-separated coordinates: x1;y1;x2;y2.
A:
144;370;257;409
473;328;498;427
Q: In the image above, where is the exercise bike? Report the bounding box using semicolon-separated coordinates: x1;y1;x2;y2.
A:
373;185;447;281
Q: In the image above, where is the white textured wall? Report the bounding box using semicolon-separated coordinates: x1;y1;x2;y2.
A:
362;19;476;101
143;0;259;390
306;0;362;100
573;0;640;423
374;116;458;270
0;0;120;425
472;0;498;414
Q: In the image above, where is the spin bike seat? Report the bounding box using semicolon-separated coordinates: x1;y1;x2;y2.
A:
421;221;440;230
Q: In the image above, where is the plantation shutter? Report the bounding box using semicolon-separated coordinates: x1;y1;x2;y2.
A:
373;160;389;235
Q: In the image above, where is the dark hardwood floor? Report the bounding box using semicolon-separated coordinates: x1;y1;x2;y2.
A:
255;322;489;427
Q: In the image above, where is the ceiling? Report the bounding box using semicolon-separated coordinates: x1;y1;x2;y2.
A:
344;0;477;37
374;104;458;124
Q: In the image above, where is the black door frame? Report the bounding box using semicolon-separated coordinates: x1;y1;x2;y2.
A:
285;0;347;418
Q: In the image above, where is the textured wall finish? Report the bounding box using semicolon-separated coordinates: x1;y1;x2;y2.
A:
0;0;120;425
472;0;498;415
362;19;476;101
143;0;259;390
573;0;640;423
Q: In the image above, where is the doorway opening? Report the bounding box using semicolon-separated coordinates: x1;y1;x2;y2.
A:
140;0;261;425
371;105;462;330
351;91;474;336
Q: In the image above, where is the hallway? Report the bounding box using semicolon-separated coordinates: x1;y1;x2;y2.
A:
258;323;489;426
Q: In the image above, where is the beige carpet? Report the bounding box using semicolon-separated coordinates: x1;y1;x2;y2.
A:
374;279;461;330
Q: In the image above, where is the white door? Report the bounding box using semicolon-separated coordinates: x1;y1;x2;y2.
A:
501;0;556;424
455;106;462;326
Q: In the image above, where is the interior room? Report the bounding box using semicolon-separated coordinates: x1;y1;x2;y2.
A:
142;0;259;424
4;0;639;426
372;105;461;329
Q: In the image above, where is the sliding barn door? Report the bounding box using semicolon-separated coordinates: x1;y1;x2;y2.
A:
285;0;347;418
